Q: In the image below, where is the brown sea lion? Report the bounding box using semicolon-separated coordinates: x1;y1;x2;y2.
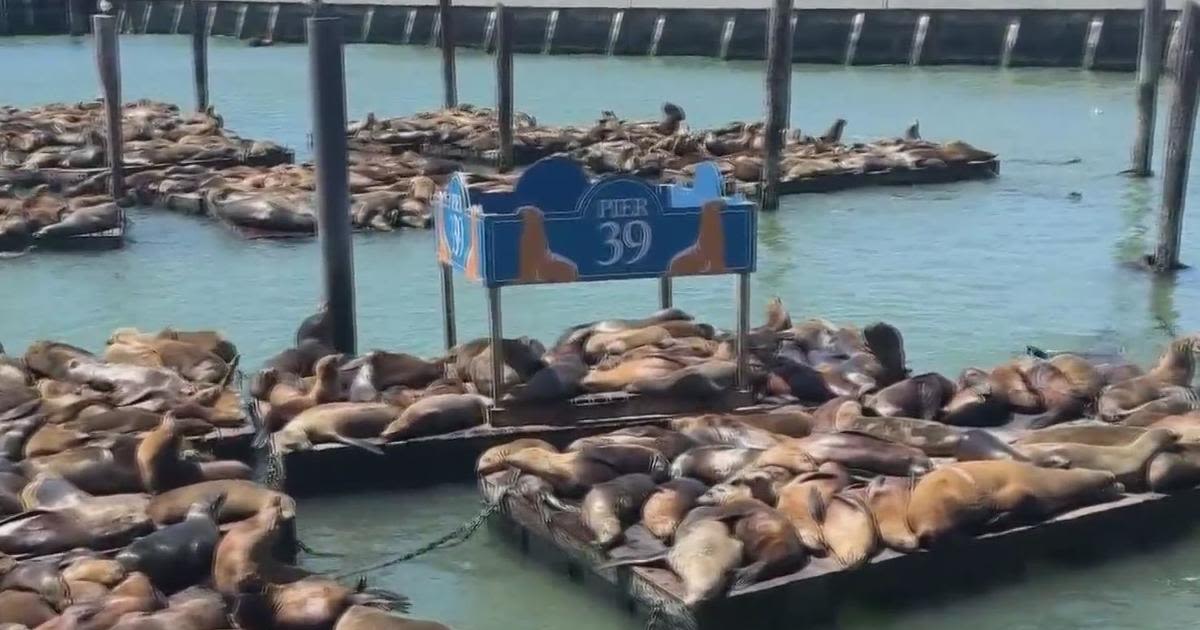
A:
866;476;918;552
759;296;792;333
1047;353;1105;400
626;360;737;399
476;439;557;475
156;328;239;363
835;413;963;457
1147;443;1200;491
774;463;849;554
138;413;251;493
670;446;762;484
212;496;304;597
730;506;807;587
62;557;127;587
668;519;743;605
984;360;1045;414
670;415;782;449
811;397;859;432
641;477;709;540
907;460;1124;546
746;440;817;475
23;423;90;458
1021;359;1092;427
335;605;452;630
233;575;407;630
262;354;343;432
1014;428;1177;491
795;432;932;476
577;473;658;547
580;356;684;393
379;394;488;442
1015;423;1147;447
584;326;671;361
501;448;619;497
820;490;880;569
567;426;696;460
865;372;956;420
275;402;402;454
1;558;70;608
21;436;143;495
1098;337;1197;421
1120;395;1200;427
146;479;295;526
0;589;57;626
1147;413;1200;442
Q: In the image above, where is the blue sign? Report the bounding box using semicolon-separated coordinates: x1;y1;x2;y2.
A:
434;157;756;288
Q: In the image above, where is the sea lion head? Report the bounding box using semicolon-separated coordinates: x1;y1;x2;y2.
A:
249;367;280;401
697;482;752;506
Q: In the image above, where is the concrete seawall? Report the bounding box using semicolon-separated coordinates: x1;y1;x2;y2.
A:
1;0;1189;70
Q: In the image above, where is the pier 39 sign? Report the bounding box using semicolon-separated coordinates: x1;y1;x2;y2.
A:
435;157;756;288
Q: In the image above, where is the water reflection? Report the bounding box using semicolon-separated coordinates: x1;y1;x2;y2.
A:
1115;177;1153;263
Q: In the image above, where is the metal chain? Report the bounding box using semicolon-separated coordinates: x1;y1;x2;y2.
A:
332;486;512;580
646;605;666;630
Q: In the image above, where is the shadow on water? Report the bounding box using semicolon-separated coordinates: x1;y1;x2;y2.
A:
1114;177;1153;264
756;210;789;291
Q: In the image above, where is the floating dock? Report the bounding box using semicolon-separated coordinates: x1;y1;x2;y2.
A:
480;474;1200;630
2;0;1190;71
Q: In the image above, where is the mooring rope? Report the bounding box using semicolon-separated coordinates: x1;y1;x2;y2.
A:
332;481;515;579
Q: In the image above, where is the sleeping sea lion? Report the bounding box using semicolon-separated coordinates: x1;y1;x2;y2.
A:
146;479;295;526
1015;423;1146;447
820;490;880;569
641;477;709;540
834;413;963;457
380;394;488;442
578;473;658;547
866;476;918;552
275;402;402;454
865;372;956;420
334;605;452;630
1014;428;1178;491
670;446;762;484
794;432;932;476
476;439;557;475
1098;337;1197;421
774;463;849;554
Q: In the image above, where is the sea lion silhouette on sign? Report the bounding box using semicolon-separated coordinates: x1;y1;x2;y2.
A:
465;208;481;281
668;199;727;276
516;205;578;283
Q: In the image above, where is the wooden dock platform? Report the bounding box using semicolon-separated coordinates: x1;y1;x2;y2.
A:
479;475;1200;629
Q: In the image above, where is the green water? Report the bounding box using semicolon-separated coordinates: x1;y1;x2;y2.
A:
3;35;1200;629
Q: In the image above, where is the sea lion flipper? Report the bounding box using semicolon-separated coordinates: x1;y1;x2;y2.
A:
540;493;579;514
595;550;668;570
807;485;827;525
333;436;384;455
730;561;767;591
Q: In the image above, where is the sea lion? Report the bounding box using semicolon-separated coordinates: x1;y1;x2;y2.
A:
0;589;57;627
983;360;1045;415
477;439;557;475
167;586;228;630
1014;428;1178;491
380;394;488;442
580;356;684;393
668;519;743;605
568;426;696;460
866;476;918;552
502;351;587;404
626;360;737;399
275;402;401;454
62;557;127;587
515;206;578;283
343;351;443;392
774;463;849;554
578;473;658;547
1147;443;1200;491
1148;413;1200;441
262;354;343;432
795;432;932;476
670;446;762;484
729;506;807;587
820;491;880;569
157;328;239;363
212;496;304;596
743;440;817;475
668;200;727;276
641;477;709;540
584;326;671;361
335;605;452;630
952;429;1052;466
834;413;963;457
146;479;295;526
23;340;96;381
22;436;143;495
1;558;69;608
34;201;121;239
670;414;782;449
137;413;251;493
23;423;90;458
907;460;1124;546
261;338;335;379
1015;423;1146;447
865;372;956;420
233;575;407;630
1098;337;1197;421
502;446;662;497
116;493;223;593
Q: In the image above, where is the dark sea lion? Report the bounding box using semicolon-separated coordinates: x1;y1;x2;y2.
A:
476;438;557;475
866;372;956;420
65;408;173;435
1147;444;1200;491
730;506;806;587
503;352;587;404
560;308;692;345
0;508;91;554
953;429;1044;465
670;446;762;484
773;463;850;554
1098;337;1197;421
577;473;658;547
796;432;932;476
342;351;443;391
116;493;223;593
1015;428;1177;491
380;394;487;442
1015;423;1146;447
866;476;918;552
146;479;295;526
34;202;120;239
167;586;228;630
835;413;963;457
452;337;544;390
262;338;335;379
940;383;1012;427
767;357;836;403
820;491;880;569
641;477;709;541
275;402;401;454
0;589;57;626
907;461;1124;546
1;558;70;608
22;436;142;495
335;605;452;630
262;354;343;432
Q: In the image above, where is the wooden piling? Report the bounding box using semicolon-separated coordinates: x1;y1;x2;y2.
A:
761;0;794;211
1154;0;1200;272
67;0;82;36
307;16;358;353
495;2;514;172
93;14;124;200
439;0;457;108
191;0;209;112
1131;0;1165;177
487;287;505;400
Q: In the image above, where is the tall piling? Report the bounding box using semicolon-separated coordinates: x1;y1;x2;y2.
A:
191;0;209;112
67;0;82;35
308;16;358;353
94;14;124;200
495;2;514;172
439;0;457;108
1154;0;1200;272
761;0;794;211
1132;0;1165;176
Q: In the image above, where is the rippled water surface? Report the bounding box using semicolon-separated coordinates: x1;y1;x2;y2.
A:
4;34;1200;629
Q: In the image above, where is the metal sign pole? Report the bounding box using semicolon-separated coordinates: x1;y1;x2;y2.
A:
659;277;672;309
439;263;457;350
487;287;504;400
735;272;750;389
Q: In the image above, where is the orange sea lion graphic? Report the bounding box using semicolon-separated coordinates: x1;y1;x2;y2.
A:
668;199;728;276
465;208;481;281
516;205;579;283
436;196;451;264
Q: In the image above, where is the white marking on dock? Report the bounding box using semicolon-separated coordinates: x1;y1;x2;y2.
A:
171;0;184;34
429;10;441;46
483;8;496;51
141;1;153;33
649;13;666;56
909;13;929;65
845;11;864;65
204;2;216;37
403;7;417;44
266;3;279;40
1082;13;1104;69
1001;16;1020;67
361;6;375;42
234;2;248;39
606;10;623;56
719;14;736;59
543;8;558;54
